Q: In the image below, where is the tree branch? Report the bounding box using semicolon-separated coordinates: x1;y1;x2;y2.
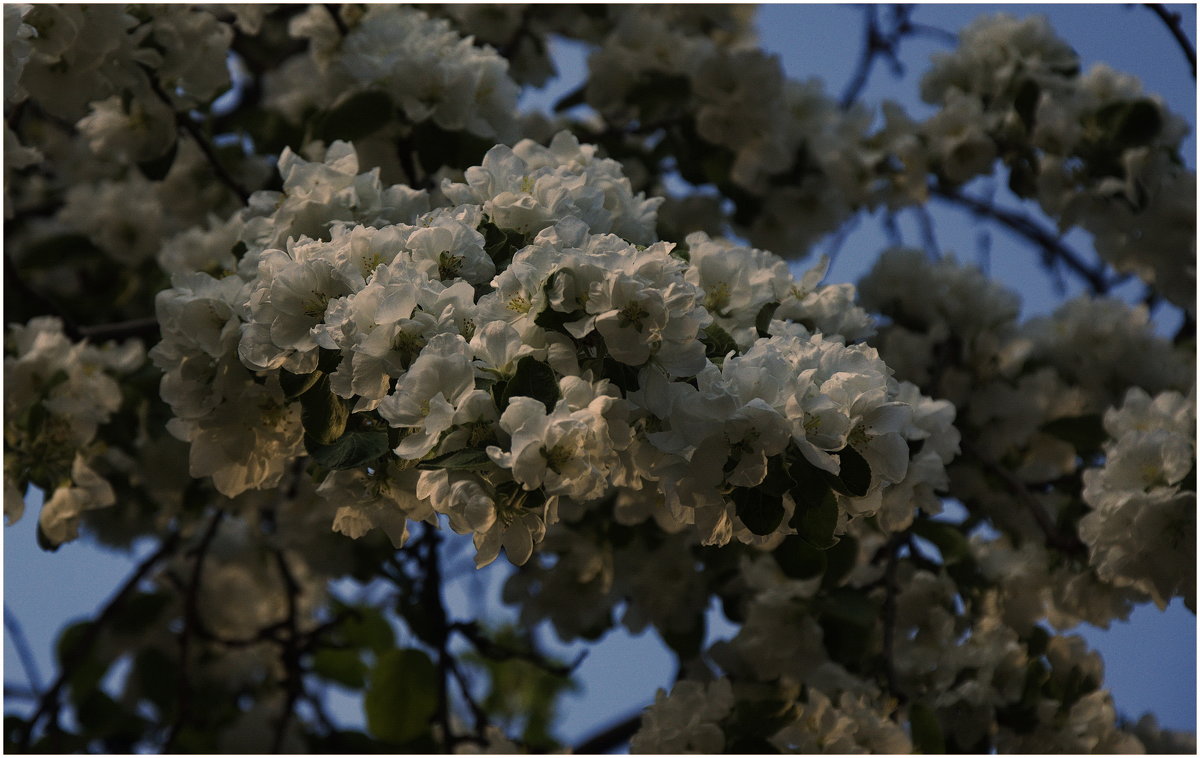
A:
574;710;644;754
163;509;225;752
4;605;43;693
960;438;1087;555
78;317;160;342
17;532;181;750
270;549;304;754
931;183;1111;295
139;64;250;204
1145;4;1196;78
881;535;904;703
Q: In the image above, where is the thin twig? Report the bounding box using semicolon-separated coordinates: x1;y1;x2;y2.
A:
139;64;250;204
450;621;585;678
574;711;644;754
1145;4;1196;78
4;605;43;692
163;509;226;751
18;532;181;749
79;317;160;342
960;438;1087;554
420;524;456;750
881;535;904;704
270;549;304;754
931;183;1110;295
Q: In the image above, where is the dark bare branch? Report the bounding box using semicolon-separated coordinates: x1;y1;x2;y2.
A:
1145;4;1197;78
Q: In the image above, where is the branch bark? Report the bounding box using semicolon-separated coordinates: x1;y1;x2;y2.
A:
1145;4;1197;78
17;532;181;750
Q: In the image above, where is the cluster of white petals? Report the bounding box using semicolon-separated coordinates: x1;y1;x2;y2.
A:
1081;387;1196;610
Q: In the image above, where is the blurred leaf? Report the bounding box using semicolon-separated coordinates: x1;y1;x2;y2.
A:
911;520;970;566
501;356;559;413
701;323;739;365
365;649;438;745
300;376;349;445
313;648;367;689
733;487;785;536
417;447;493;471
279;368;324;401
1039;414;1106;455
755;301;780;338
136;137;178;182
909;701;946;754
774;534;827;579
825;446;871;498
316;90;394;142
306;426;390;470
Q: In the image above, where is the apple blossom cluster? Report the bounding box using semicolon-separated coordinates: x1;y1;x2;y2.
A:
1081;387;1196;611
3;317;143;545
4;5;1196;754
271;5;520;144
922;14;1196;312
149;130;959;574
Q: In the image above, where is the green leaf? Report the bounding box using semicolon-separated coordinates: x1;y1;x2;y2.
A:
501;356;559;413
1111;99;1163;147
1013;79;1040;132
316;90;394;142
789;484;839;549
755;301;780;339
365;649;438;745
417;447;494;471
338;604;395;653
820;535;858;589
787;455;840;549
911;520;970;566
732;487;785;536
701;323;739;365
816;587;877;629
136;137;179;182
280;368;324;401
313;648;367;689
825;445;871;498
1039;414;1106;455
909;701;946;754
552;84;586;113
111;592;171;634
306;429;391;470
773;534;827;579
300;376;349;445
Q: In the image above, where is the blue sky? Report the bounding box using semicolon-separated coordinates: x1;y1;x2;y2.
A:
4;3;1196;749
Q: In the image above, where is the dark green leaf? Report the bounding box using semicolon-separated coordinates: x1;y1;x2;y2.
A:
338;605;395;653
136;137;179;181
306;429;391;470
825;445;871;498
773;535;827;579
789;485;839;549
365;649;438;745
300;375;349;445
553;84;587;113
732;487;785;536
1040;414;1106;455
909;701;946;754
701;323;739;365
501;356;559;413
111;592;171;634
279;368;324;401
316;90;394;142
313;648;367;689
755;301;780;339
816;587;877;629
1013;79;1040;132
820;535;858;589
911;520;970;566
417;447;494;471
1112;99;1163;147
